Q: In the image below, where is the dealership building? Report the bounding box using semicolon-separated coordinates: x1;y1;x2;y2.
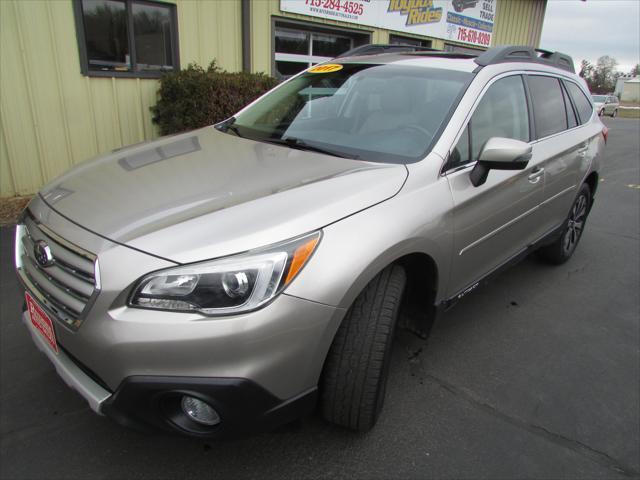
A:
0;0;547;196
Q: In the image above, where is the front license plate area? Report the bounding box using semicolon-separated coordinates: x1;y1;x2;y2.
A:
25;292;59;354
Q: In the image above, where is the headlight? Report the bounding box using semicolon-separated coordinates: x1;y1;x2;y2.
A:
129;231;321;315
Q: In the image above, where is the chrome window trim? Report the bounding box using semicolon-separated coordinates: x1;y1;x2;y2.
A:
441;69;593;176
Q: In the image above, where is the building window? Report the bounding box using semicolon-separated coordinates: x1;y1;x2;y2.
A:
73;0;179;78
444;43;485;54
273;22;368;79
389;34;432;48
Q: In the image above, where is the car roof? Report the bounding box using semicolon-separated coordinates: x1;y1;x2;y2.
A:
336;52;480;73
334;45;577;76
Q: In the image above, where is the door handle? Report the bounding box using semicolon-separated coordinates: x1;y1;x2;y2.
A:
577;144;589;157
528;167;544;184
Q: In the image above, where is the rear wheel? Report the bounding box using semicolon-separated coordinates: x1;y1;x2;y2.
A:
321;265;406;432
537;183;591;264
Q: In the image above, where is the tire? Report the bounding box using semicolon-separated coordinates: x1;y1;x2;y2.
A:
321;265;406;432
611;109;618;118
537;183;591;265
598;108;604;116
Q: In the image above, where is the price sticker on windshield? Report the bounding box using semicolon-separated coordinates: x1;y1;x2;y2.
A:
308;64;343;74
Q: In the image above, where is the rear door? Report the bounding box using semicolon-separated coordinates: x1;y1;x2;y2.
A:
445;74;547;297
529;76;596;232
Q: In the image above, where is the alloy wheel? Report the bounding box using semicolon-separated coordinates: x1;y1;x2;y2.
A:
563;193;588;255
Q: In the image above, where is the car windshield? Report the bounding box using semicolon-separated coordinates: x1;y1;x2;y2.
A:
592;95;606;102
228;63;472;163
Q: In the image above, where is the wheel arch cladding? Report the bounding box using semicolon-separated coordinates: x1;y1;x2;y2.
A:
325;251;439;359
584;171;599;207
395;252;439;337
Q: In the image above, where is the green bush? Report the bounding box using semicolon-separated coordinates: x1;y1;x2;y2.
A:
151;61;279;135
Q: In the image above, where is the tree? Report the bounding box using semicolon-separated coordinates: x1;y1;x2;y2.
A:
579;59;593;79
581;55;618;94
630;64;640;77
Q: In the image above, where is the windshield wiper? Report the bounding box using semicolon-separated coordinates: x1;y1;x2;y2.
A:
274;136;359;160
215;117;243;138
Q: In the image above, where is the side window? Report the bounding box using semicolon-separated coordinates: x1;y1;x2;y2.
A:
449;75;529;169
561;83;578;129
563;80;594;125
527;76;568;138
469;75;530;160
449;125;470;169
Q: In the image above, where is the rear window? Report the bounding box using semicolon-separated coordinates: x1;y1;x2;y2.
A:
527;76;568;139
565;81;594;124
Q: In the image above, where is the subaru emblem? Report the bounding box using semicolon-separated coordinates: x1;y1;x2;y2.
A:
34;240;54;267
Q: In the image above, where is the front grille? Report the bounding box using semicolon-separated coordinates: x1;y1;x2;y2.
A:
17;215;98;329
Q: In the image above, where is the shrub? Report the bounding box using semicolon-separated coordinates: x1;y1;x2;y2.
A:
151;61;279;135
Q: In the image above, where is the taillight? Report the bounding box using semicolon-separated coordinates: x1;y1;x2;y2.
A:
602;126;608;144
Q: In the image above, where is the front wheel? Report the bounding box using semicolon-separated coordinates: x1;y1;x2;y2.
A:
611;109;618;118
321;265;406;432
537;183;591;264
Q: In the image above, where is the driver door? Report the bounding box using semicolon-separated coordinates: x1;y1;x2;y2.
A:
445;75;547;297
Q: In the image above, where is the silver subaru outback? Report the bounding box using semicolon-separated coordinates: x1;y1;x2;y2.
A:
15;45;606;437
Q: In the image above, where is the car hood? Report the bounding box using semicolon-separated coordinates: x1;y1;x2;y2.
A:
40;127;408;263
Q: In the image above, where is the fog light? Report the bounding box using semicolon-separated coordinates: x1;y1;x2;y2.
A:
181;396;220;426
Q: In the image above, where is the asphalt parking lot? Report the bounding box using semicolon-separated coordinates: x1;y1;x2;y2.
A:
1;117;638;480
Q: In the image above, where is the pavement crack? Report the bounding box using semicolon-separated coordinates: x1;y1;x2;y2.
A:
426;373;639;478
0;408;88;441
589;227;640;242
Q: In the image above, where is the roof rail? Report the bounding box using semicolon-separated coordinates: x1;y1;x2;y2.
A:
336;43;437;58
474;45;575;73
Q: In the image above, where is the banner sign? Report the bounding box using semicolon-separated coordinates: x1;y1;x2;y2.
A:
280;0;497;48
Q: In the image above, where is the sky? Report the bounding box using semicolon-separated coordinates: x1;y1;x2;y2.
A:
539;0;640;74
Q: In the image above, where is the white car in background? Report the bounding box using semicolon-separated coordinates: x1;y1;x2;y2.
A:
592;95;619;117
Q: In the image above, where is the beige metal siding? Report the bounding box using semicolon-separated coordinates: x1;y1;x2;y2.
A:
0;0;242;196
492;0;547;47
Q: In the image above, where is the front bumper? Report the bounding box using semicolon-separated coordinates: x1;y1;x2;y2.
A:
22;302;325;437
17;198;347;436
21;310;110;414
102;376;317;437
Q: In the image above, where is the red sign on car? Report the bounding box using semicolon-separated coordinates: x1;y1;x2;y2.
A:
25;292;58;354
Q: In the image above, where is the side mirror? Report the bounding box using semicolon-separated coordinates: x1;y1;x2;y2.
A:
469;137;532;187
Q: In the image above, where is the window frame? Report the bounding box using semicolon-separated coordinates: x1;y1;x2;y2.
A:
72;0;180;79
271;17;371;80
389;34;432;48
560;80;579;129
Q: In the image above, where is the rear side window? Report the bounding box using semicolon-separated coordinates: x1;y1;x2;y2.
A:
527;76;568;138
564;80;594;125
